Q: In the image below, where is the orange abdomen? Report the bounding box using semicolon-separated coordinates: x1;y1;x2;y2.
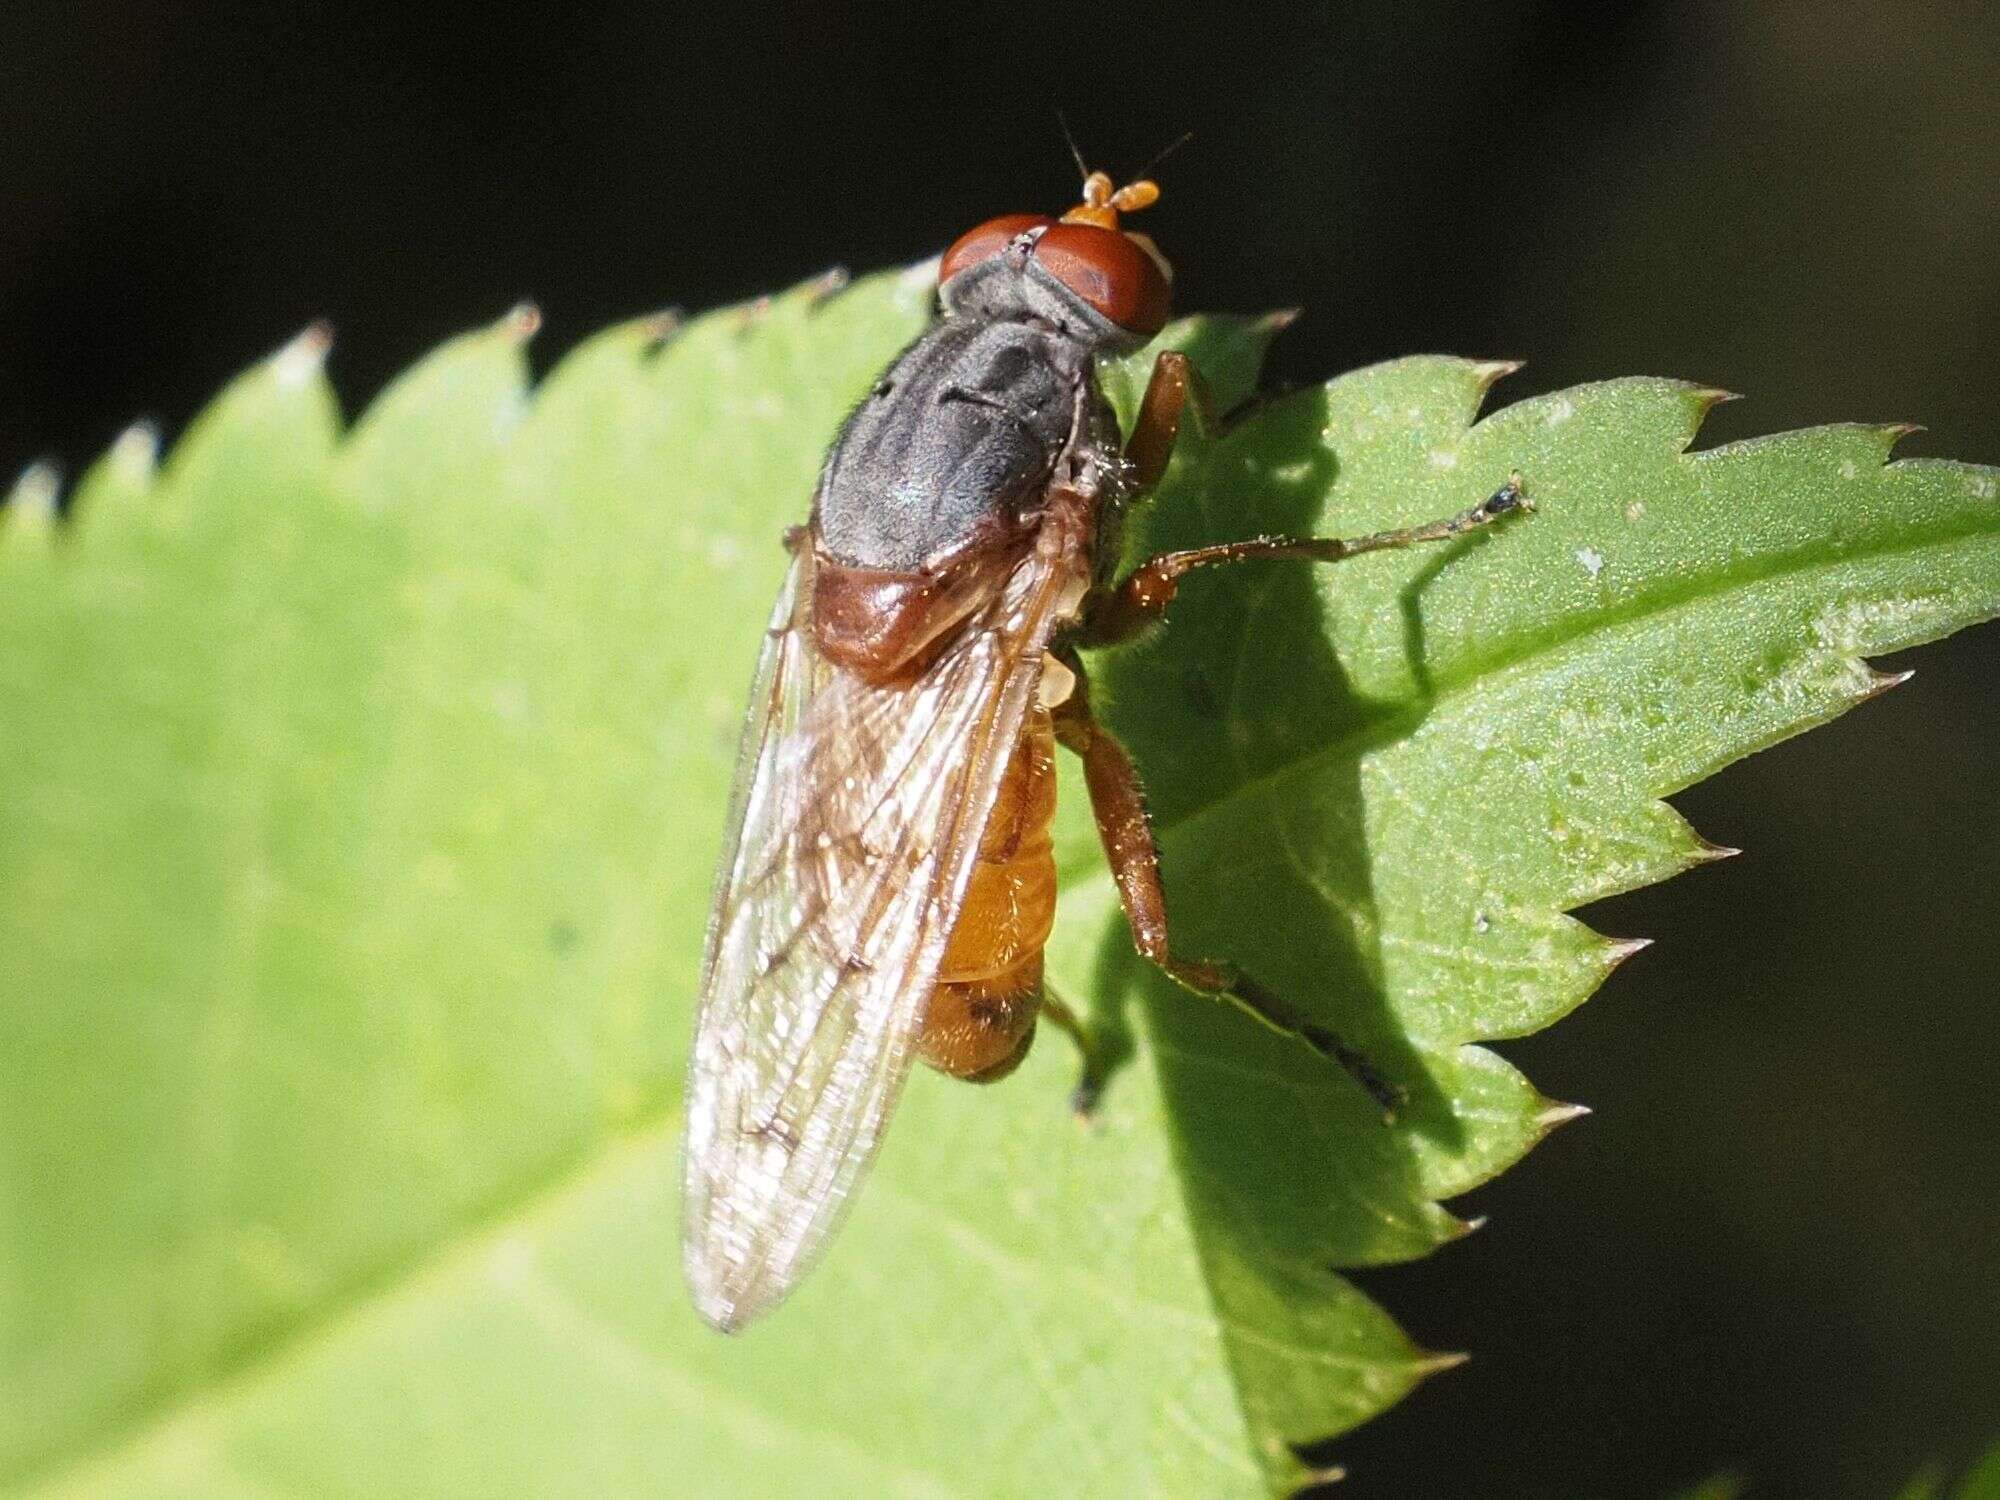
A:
916;705;1058;1081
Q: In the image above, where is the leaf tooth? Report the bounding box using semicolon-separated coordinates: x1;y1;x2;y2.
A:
1681;384;1738;442
801;265;852;307
271;319;333;389
1566;929;1653;1006
340;309;538;490
3;461;62;548
499;302;542;344
1484;376;1719;458
1645;802;1746;878
1468;359;1525;425
730;291;777;333
536;309;688;410
1694;420;1921;476
724;269;853;337
1532;1098;1593;1132
1447;1213;1489;1241
111;419;162;472
1204;311;1303;412
1413;1347;1471;1376
1604;935;1654;969
1290;1458;1349;1487
640;306;686;347
69;421;161;539
1861;665;1916;701
155;328;341;506
1106;310;1292;430
1554;803;1730;911
6;459;61;509
1835;421;1925;467
1287;1430;1352;1482
1282;1341;1470;1492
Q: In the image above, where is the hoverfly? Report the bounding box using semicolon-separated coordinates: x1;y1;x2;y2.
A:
681;164;1528;1332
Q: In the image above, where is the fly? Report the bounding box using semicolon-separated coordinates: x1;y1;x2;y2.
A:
681;163;1529;1332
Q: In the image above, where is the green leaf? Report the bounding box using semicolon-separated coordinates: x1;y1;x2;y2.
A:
1896;1439;2000;1500
1674;1437;2000;1500
3;264;1998;1497
1962;1444;2000;1500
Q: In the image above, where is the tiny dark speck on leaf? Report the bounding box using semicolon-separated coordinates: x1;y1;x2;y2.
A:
1182;668;1222;719
548;919;581;954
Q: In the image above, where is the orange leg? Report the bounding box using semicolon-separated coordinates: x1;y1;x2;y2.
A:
1122;349;1213;492
1049;649;1401;1117
1084;473;1528;647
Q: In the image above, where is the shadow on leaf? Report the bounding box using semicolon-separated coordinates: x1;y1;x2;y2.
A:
1075;373;1505;1463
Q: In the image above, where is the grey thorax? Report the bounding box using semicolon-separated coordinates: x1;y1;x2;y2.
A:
814;229;1146;573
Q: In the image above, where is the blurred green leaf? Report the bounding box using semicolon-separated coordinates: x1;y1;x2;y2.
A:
1670;1478;1744;1500
1669;1437;2000;1500
3;265;1998;1497
1956;1441;2000;1500
1896;1439;2000;1500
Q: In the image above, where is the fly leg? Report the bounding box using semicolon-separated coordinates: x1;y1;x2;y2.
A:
1037;987;1107;1120
1081;473;1529;647
1048;649;1402;1118
1123;349;1214;491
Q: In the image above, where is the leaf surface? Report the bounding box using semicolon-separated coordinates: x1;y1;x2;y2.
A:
3;267;1997;1496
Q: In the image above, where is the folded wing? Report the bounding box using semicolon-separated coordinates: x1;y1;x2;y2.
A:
682;541;1072;1331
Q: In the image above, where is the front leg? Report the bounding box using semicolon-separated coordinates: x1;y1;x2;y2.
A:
1123;349;1214;492
1082;472;1529;648
1048;648;1401;1118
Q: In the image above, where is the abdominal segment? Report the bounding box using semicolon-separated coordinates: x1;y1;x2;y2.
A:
917;706;1059;1081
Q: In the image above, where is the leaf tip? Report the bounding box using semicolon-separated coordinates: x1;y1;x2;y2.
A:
1259;306;1303;334
804;265;851;305
272;320;334;388
1692;385;1742;411
641;307;686;343
1864;666;1916;699
1606;935;1654;969
1472;357;1525;391
1534;1099;1593;1130
1451;1213;1490;1240
1416;1348;1471;1376
6;460;62;520
1289;1462;1349;1491
112;419;161;471
500;302;543;344
1694;834;1744;863
733;293;777;333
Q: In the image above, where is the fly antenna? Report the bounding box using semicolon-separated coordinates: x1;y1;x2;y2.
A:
1054;109;1091;186
1131;129;1195;185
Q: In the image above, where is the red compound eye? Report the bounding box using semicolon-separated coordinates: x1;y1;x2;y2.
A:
1030;222;1171;336
938;214;1053;288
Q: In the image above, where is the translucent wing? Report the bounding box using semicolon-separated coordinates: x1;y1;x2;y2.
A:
682;540;1072;1331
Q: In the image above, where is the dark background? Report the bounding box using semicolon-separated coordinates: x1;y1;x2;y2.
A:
3;3;1995;1496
